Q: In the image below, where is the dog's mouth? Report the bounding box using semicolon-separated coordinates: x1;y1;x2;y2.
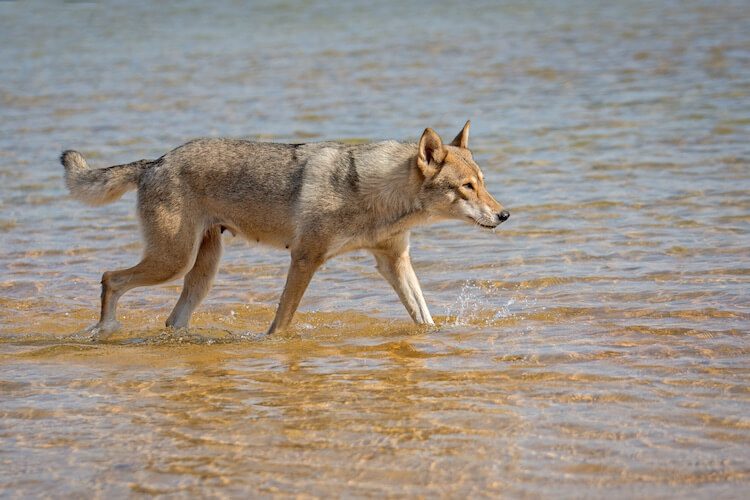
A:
468;217;499;229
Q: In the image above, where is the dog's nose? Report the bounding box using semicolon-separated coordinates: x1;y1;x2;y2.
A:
498;210;510;222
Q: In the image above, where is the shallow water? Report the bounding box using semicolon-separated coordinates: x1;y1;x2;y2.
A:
1;0;749;497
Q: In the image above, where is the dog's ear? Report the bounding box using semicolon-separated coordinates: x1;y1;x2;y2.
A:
450;120;471;149
417;128;446;178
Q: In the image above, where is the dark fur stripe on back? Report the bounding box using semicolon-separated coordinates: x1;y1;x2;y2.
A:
346;150;359;192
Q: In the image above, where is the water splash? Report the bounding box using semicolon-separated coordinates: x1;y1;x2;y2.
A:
445;281;484;326
444;280;538;327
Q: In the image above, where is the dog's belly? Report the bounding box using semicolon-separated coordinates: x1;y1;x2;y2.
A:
236;224;293;248
218;220;294;249
216;212;295;249
200;191;295;249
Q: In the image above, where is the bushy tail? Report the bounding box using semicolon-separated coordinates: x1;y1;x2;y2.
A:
60;150;152;206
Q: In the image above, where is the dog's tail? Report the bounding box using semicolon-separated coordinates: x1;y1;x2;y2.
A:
60;150;153;206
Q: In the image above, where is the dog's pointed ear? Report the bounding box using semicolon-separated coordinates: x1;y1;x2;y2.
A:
417;128;446;178
450;120;471;148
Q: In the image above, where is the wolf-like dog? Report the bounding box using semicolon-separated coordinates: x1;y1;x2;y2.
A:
61;121;509;338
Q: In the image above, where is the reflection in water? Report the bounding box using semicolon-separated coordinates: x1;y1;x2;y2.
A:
1;0;750;497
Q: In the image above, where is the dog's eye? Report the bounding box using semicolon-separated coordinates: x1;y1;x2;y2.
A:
462;183;475;191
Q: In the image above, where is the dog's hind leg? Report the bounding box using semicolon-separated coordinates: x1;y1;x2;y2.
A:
90;222;202;339
166;226;223;329
371;232;434;325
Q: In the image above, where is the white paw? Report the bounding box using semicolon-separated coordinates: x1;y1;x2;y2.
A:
74;320;122;341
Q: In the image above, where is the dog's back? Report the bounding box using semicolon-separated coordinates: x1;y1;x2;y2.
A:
141;138;417;248
147;138;306;246
63;138;418;247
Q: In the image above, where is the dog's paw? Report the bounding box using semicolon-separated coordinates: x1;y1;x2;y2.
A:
71;320;122;342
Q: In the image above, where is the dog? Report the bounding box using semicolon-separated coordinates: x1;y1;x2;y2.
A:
61;121;509;338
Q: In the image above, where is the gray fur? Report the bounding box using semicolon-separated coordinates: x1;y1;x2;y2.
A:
62;150;152;206
61;122;508;338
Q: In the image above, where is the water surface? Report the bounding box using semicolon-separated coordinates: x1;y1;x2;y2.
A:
1;0;749;497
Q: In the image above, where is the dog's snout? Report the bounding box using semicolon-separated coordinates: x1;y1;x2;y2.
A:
498;210;510;223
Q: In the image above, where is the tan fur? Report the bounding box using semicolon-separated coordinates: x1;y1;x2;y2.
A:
451;120;471;149
60;124;509;339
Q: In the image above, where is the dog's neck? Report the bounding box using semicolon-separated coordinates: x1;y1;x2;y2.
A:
358;142;424;217
354;142;434;240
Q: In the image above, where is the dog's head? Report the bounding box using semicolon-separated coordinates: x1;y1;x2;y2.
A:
416;121;509;228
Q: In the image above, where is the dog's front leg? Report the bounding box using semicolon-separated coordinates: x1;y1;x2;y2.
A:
267;250;325;335
372;234;434;325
